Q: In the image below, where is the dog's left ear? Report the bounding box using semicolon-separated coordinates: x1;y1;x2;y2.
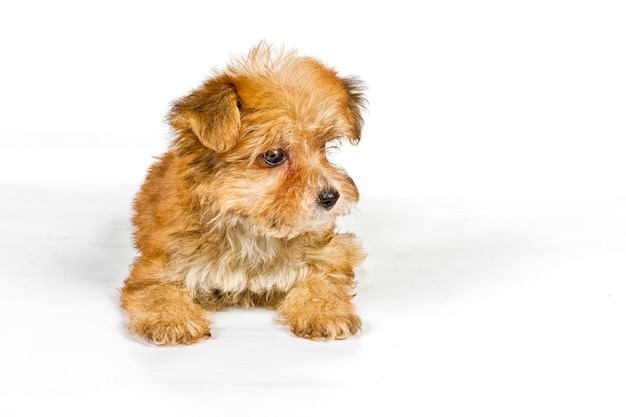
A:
169;79;240;152
341;76;367;145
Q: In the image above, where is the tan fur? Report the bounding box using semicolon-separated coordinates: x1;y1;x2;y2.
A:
120;42;367;345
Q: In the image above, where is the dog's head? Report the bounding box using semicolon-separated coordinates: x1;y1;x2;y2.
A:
168;42;366;238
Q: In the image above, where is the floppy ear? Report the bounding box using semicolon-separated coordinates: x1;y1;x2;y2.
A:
168;80;240;152
341;76;367;145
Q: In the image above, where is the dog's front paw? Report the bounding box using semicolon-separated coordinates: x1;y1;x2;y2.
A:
128;312;211;346
277;277;362;341
121;280;212;345
286;310;362;341
278;295;361;341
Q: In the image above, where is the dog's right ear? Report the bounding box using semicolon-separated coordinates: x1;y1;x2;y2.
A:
168;80;240;152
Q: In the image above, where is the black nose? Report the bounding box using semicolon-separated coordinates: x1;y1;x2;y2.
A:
318;189;340;210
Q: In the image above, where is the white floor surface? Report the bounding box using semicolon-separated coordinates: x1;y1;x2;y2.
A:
1;184;624;416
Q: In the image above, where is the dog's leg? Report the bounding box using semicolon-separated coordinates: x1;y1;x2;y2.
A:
120;258;211;345
277;275;361;341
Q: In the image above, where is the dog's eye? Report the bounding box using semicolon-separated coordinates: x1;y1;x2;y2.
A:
262;148;287;166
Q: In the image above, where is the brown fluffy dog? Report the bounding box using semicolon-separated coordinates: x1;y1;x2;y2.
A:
120;43;366;345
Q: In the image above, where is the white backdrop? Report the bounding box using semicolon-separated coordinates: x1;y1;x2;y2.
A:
1;2;625;416
1;0;624;199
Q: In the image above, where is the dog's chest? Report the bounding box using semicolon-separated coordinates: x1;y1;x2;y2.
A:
184;258;308;294
179;233;310;296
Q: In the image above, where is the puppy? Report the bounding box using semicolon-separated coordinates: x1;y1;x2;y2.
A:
120;42;366;345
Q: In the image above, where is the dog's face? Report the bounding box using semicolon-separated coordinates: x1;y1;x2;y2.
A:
169;44;366;238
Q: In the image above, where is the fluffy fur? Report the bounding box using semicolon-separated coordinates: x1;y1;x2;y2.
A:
120;42;367;345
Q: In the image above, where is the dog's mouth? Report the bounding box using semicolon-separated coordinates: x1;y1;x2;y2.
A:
258;199;354;239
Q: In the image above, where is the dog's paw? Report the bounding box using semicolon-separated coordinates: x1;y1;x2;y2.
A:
281;309;362;341
127;311;211;346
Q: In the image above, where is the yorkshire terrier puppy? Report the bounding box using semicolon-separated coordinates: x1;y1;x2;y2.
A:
120;42;366;345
